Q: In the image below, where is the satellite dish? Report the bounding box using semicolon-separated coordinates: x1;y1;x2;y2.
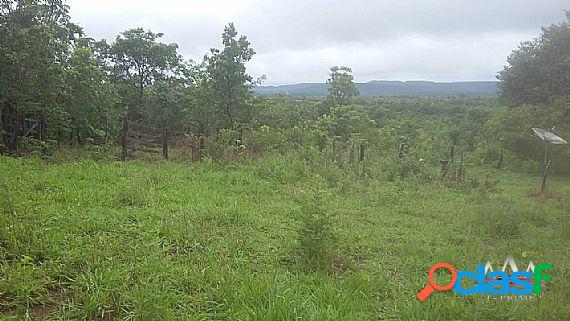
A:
532;128;568;145
532;127;566;193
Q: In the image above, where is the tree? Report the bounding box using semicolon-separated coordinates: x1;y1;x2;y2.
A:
483;100;570;174
498;12;570;106
317;105;376;142
0;0;81;152
326;66;359;106
109;28;187;120
188;71;219;136
64;38;119;144
203;23;258;129
148;76;191;133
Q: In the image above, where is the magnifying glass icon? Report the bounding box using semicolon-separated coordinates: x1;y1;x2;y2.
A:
417;262;457;301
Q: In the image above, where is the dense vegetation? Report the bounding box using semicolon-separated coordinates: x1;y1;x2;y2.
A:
1;1;569;320
1;156;569;320
1;1;569;175
498;11;570;107
253;81;499;98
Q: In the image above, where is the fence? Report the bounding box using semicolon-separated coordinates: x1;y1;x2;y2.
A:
121;117;208;162
331;140;365;169
1;109;46;152
121;117;169;161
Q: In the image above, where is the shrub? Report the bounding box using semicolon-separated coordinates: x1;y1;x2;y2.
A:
294;194;338;272
477;202;522;240
374;156;432;182
114;180;151;207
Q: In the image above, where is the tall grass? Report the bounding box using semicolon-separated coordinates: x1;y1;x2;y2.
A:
0;154;568;320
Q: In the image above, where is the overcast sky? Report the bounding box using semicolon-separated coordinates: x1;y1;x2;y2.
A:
68;0;567;85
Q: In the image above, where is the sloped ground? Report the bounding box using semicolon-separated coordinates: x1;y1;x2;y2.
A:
0;156;568;320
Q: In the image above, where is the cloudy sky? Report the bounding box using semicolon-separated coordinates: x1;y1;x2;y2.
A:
68;0;567;85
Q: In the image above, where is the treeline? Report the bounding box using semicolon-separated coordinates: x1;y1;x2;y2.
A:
0;0;259;154
1;1;568;175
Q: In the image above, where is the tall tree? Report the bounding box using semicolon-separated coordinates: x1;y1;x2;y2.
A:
203;23;257;129
188;67;219;136
0;0;81;152
327;66;359;106
109;28;187;121
498;12;570;106
64;38;119;144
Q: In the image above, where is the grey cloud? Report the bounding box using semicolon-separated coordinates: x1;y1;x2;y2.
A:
235;0;567;51
68;0;568;85
247;32;530;84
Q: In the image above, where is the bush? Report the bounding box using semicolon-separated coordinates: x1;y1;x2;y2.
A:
374;156;432;182
19;138;57;157
483;102;570;175
294;193;338;272
476;202;522;240
114;179;151;207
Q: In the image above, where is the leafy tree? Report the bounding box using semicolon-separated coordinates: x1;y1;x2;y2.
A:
483;100;570;174
252;96;321;131
64;39;119;144
187;65;220;136
0;0;81;151
203;23;258;129
109;28;187;120
317;105;376;142
148;77;191;133
326;66;359;106
498;12;570;106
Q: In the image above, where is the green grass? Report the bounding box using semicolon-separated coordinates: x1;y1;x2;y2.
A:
0;155;568;320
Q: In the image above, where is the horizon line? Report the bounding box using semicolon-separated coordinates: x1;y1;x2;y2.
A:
257;79;499;87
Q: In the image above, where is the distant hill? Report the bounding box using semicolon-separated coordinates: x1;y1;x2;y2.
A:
254;80;499;97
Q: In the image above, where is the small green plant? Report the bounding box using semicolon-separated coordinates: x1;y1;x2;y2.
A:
115;181;151;207
476;202;522;240
295;194;338;272
376;156;431;182
19;138;57;158
470;175;501;201
0;189;15;217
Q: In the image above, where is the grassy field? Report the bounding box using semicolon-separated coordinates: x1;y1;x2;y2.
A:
0;155;568;320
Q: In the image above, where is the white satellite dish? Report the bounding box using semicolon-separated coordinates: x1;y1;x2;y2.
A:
531;127;567;193
532;128;568;145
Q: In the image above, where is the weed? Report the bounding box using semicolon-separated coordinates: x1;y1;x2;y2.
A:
294;193;339;272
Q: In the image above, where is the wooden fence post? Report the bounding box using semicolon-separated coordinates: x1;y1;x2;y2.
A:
349;140;356;163
227;146;236;163
338;142;344;168
39;113;46;141
0;108;4;149
332;141;340;166
15;110;23;156
122;116;128;161
497;149;503;169
318;135;326;152
398;143;407;159
541;160;551;193
198;135;204;162
359;143;365;162
332;141;336;155
456;153;465;180
163;120;169;160
196;123;205;162
440;160;450;178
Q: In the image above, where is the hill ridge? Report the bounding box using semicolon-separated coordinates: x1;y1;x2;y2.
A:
254;80;499;97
